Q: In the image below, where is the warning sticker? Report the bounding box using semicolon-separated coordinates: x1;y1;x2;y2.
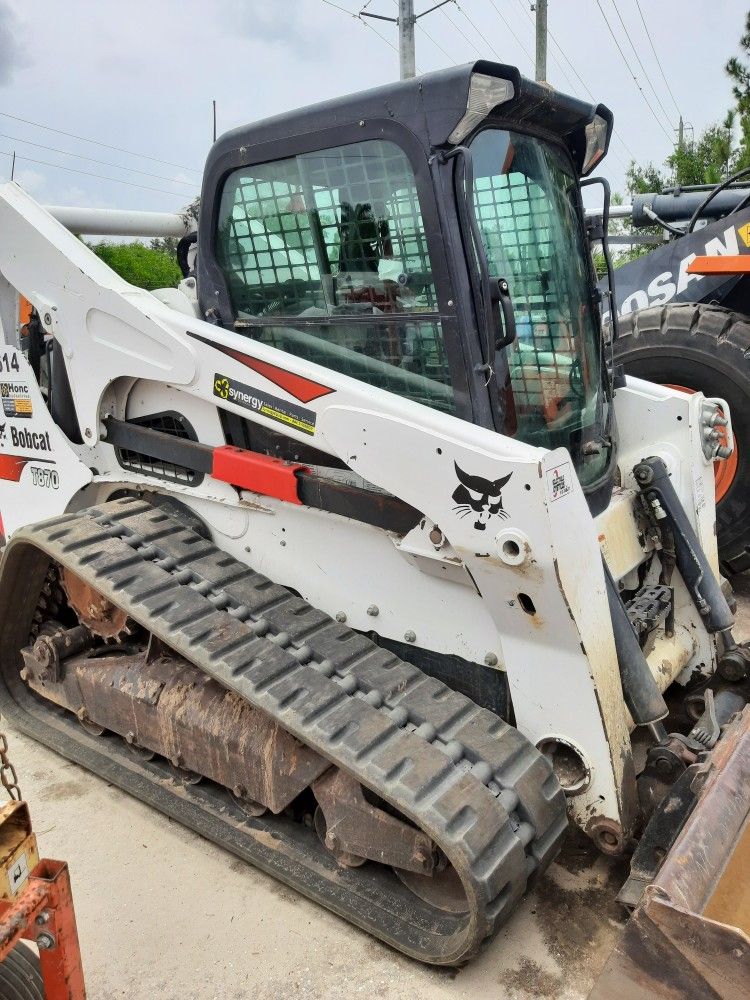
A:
547;462;573;502
8;852;29;894
0;382;33;419
213;373;317;436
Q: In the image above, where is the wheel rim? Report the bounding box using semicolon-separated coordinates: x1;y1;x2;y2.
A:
664;383;739;503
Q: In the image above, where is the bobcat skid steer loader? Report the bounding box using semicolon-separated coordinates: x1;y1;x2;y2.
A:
0;62;748;976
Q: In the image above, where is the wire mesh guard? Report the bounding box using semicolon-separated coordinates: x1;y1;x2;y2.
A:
117;412;201;485
475;169;581;432
217;140;454;413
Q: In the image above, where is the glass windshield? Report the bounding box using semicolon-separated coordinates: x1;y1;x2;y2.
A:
470;129;610;486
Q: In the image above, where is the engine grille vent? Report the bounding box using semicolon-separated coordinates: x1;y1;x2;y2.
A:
116;411;203;486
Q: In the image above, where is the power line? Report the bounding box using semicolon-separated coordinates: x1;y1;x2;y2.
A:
455;2;514;65
419;22;459;65
507;0;635;167
324;1;417;67
359;15;404;58
0;133;196;188
385;0;457;67
0;111;200;175
609;0;674;128
593;0;673;143
488;0;535;70
633;0;682;118
440;3;484;59
514;0;595;98
1;149;197;200
320;0;357;15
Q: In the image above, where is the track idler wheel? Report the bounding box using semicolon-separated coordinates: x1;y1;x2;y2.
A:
394;861;469;915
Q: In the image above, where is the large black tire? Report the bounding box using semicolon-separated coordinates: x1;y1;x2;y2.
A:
0;943;44;1000
613;303;750;576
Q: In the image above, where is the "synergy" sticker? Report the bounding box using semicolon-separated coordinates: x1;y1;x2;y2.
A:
213;373;317;436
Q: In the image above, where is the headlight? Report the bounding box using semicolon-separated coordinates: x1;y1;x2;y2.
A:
582;114;609;175
448;73;515;145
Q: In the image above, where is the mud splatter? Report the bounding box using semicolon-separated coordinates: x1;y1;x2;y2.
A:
504;957;563;998
532;863;628;971
39;779;87;802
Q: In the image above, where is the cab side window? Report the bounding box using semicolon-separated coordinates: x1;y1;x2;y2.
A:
216;139;454;414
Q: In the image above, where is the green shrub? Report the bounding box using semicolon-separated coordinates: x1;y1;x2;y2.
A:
89;242;182;291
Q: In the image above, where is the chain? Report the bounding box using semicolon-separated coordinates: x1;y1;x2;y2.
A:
0;732;22;801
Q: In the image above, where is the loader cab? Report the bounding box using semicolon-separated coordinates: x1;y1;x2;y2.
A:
197;61;615;510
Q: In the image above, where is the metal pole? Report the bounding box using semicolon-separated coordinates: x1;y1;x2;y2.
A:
399;0;416;80
45;205;191;238
535;0;548;83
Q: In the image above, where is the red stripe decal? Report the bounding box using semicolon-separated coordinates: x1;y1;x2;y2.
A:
0;454;31;482
212;446;308;504
215;345;333;404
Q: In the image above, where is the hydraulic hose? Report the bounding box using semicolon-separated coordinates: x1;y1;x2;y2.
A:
633;457;734;633
603;560;669;726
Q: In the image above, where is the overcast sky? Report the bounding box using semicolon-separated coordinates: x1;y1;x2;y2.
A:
0;0;747;218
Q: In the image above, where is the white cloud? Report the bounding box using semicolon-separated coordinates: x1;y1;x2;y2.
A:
220;0;325;54
14;167;45;195
0;1;29;85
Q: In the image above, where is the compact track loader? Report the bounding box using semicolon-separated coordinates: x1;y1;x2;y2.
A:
0;62;748;974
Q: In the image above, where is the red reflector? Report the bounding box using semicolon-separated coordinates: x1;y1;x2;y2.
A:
212;446;307;505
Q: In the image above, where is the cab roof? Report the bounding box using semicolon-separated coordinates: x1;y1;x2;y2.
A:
205;60;612;179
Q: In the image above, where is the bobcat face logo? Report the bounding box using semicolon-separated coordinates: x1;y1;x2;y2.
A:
452;463;512;531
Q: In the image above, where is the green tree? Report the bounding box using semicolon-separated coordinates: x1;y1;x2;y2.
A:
598;11;750;275
90;242;182;290
726;11;750;169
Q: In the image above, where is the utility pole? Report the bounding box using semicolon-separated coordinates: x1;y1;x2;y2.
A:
534;0;547;83
360;1;452;81
677;116;684;149
399;0;416;80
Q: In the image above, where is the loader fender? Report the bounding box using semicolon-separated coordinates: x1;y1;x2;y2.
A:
0;348;90;541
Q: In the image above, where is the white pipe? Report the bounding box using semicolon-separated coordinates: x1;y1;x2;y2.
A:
588;203;633;220
44;205;192;238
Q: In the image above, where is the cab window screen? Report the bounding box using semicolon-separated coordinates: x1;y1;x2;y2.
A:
216;139;454;414
470;128;608;486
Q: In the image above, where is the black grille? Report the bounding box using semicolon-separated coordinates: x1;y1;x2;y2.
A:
116;411;202;486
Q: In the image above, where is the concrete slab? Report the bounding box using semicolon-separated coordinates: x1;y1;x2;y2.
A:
2;587;748;999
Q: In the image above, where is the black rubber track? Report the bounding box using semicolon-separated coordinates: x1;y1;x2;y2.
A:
0;498;567;966
614;303;750;576
0;943;44;1000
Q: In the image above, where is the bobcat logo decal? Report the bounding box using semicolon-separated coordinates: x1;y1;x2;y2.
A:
452;463;512;531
